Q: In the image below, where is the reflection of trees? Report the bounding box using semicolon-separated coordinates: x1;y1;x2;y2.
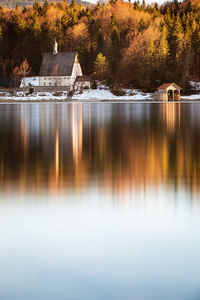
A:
1;103;200;195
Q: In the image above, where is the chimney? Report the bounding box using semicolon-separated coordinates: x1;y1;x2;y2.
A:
53;40;58;55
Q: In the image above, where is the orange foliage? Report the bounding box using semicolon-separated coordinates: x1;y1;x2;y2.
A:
65;22;89;51
123;24;161;65
46;6;64;25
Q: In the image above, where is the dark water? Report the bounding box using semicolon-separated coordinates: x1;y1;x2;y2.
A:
0;102;200;300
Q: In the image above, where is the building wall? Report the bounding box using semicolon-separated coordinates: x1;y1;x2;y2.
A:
74;81;91;90
20;77;40;87
39;76;75;87
160;93;168;101
155;91;168;101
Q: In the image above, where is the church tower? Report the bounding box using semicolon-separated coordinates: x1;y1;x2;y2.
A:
53;40;58;55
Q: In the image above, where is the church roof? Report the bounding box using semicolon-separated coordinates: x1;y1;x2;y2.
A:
39;52;76;76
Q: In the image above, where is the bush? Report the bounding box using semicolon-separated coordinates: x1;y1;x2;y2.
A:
183;80;193;95
68;90;74;97
28;87;34;94
111;87;126;96
91;80;97;89
105;77;113;88
53;92;62;96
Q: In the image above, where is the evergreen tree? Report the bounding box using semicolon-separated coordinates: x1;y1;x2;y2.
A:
71;0;76;8
94;52;108;80
43;0;50;15
158;24;169;82
110;14;120;73
33;1;42;16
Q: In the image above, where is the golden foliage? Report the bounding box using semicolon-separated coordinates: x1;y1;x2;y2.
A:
65;22;89;51
45;6;64;25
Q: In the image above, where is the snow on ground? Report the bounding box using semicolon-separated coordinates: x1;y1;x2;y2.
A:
0;88;153;101
0;91;68;101
181;94;200;100
72;88;153;101
189;81;200;91
1;86;200;101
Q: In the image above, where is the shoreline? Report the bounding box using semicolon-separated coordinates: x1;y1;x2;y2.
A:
0;98;200;103
1;87;200;102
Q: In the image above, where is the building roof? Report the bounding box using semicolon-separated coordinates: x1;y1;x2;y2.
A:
39;52;76;76
75;76;91;82
157;83;182;90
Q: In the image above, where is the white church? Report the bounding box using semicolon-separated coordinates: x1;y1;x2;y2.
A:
20;41;91;90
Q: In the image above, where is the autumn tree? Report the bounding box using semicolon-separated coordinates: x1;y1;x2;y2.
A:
13;60;32;80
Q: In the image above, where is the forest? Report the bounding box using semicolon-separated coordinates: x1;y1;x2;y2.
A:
0;0;200;91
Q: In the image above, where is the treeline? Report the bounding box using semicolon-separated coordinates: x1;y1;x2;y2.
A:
0;0;200;90
0;0;91;9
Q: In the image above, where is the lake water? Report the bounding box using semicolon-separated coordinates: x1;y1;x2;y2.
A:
0;102;200;300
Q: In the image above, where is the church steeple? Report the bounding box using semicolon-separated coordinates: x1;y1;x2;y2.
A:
53;40;58;55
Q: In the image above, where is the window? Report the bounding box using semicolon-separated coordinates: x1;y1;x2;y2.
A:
49;82;51;86
44;83;46;86
44;78;46;80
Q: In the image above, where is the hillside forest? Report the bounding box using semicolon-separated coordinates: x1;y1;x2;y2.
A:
0;0;200;91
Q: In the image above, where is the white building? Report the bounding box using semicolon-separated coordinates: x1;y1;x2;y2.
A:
20;41;83;90
155;83;182;101
20;77;39;88
74;76;92;90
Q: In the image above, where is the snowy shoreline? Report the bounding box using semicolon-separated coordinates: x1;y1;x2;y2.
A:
0;88;200;102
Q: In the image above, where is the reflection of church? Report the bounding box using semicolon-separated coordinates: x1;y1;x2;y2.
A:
72;104;83;167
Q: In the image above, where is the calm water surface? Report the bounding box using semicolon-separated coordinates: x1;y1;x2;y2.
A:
0;102;200;300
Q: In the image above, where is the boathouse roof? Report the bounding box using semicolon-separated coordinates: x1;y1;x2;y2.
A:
157;83;182;91
39;52;76;76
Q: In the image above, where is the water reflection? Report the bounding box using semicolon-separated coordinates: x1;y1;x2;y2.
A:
1;103;200;300
0;102;200;195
